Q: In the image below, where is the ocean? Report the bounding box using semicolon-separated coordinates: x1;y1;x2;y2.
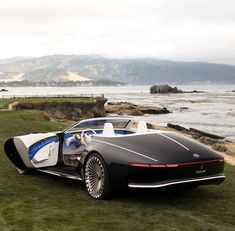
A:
1;85;235;141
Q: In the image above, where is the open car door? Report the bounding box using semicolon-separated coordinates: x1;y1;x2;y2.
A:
13;133;60;168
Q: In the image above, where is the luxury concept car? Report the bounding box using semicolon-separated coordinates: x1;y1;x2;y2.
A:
4;117;225;199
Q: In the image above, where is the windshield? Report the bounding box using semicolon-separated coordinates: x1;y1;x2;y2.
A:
68;118;131;131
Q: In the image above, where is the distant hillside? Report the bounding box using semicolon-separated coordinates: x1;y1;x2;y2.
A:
0;54;235;84
0;56;33;65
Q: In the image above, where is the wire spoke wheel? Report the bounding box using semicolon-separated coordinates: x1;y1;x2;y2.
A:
85;154;109;199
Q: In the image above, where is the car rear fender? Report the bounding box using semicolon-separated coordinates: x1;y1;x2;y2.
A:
4;138;29;169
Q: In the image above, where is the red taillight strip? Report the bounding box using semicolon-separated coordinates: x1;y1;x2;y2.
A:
129;158;224;168
165;164;179;167
176;158;224;166
129;163;167;167
129;163;151;167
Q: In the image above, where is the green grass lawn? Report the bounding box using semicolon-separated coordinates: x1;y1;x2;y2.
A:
0;97;96;109
0;110;235;231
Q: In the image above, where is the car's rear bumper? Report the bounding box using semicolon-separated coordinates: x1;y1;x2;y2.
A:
128;174;225;188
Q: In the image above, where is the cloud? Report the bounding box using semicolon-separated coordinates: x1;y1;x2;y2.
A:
0;0;235;64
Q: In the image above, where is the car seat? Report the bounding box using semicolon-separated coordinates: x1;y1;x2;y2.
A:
102;123;115;137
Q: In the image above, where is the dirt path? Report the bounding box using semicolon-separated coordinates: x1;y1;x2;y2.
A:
220;153;235;166
0;101;19;111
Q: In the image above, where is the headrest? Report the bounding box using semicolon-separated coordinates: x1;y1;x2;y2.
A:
137;121;148;133
102;123;115;137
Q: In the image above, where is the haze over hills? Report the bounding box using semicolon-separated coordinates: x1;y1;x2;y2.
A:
0;54;235;84
0;56;33;65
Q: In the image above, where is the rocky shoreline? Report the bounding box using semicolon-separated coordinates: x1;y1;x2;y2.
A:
105;102;170;116
3;99;170;118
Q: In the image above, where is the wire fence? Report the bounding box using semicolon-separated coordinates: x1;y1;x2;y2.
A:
0;93;105;99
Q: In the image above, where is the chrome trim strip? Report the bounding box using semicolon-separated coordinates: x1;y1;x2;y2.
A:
92;139;159;162
38;169;61;176
128;175;225;188
158;133;190;151
37;169;83;181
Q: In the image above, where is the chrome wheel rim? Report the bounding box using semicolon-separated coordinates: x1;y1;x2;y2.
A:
85;156;105;198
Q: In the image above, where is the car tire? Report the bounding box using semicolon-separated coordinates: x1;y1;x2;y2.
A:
84;153;111;199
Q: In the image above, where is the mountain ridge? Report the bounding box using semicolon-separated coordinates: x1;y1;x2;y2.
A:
0;55;235;84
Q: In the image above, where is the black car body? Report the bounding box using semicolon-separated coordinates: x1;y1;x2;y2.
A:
4;117;225;199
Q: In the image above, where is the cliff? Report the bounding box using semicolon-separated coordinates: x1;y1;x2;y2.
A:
13;98;107;120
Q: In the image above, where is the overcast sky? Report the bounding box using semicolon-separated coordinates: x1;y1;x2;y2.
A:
1;0;235;65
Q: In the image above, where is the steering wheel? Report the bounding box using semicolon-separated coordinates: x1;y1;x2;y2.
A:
81;128;97;146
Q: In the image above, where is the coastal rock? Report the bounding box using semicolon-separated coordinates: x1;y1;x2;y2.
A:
150;84;204;94
138;106;169;115
167;123;224;140
196;136;227;152
150;84;183;94
0;88;8;92
167;123;190;133
189;128;224;139
212;143;227;152
105;102;170;116
199;136;218;146
190;90;204;93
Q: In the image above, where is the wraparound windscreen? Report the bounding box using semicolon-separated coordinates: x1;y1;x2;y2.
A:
68;118;131;131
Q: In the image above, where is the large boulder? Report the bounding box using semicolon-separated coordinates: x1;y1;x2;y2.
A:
105;102;170;116
150;84;183;94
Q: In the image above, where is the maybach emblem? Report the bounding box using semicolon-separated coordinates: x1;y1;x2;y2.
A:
193;153;200;158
